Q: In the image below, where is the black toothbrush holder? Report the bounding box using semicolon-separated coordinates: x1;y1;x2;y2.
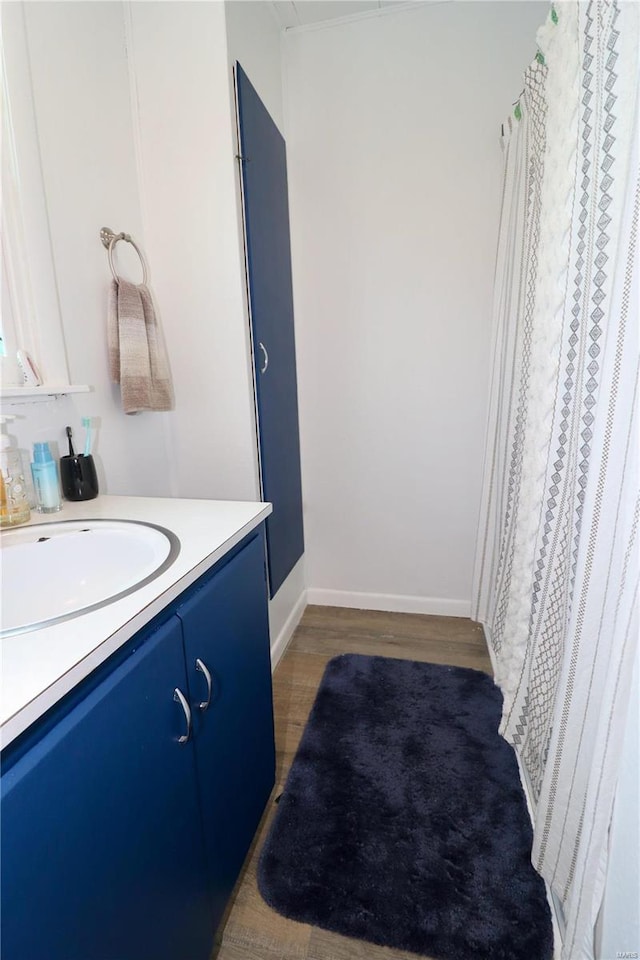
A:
60;454;99;501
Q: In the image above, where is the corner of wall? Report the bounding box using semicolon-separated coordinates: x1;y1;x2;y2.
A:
268;556;307;669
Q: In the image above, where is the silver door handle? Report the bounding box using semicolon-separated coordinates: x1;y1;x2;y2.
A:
173;687;192;743
259;341;268;374
195;658;213;711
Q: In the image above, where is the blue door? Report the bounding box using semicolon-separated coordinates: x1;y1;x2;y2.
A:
0;618;212;960
177;534;276;932
236;63;305;597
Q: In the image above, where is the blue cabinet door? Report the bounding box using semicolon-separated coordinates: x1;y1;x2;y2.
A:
177;534;275;931
236;63;305;597
0;618;213;960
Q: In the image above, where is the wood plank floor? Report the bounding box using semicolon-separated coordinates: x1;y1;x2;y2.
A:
212;605;492;960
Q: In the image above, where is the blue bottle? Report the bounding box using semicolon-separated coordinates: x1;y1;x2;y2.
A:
31;442;61;513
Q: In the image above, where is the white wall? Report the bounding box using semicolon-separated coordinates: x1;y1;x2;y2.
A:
225;0;285;135
4;2;172;497
4;1;264;505
285;1;544;616
126;1;259;503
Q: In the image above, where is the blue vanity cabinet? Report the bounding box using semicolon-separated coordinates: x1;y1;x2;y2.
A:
0;529;275;960
0;616;213;960
176;532;276;931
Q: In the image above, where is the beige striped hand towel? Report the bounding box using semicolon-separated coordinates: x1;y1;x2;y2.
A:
108;279;174;414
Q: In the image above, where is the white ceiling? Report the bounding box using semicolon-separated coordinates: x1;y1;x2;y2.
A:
270;1;410;30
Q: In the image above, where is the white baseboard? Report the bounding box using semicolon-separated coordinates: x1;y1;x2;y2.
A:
269;588;307;671
306;588;471;618
479;622;564;959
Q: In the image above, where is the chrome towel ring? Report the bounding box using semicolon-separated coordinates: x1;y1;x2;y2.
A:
100;226;148;285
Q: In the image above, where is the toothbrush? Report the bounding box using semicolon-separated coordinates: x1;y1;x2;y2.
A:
82;417;92;457
65;426;75;457
17;350;42;386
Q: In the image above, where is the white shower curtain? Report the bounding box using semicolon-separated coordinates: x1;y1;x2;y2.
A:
472;3;639;958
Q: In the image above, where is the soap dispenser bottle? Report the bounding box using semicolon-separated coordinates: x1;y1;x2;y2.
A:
0;416;31;527
31;442;61;514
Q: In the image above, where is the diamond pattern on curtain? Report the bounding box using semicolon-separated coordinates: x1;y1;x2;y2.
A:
471;3;639;958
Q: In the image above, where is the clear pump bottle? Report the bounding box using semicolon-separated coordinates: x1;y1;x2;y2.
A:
0;416;31;527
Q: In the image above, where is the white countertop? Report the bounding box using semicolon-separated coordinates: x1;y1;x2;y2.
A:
0;495;271;749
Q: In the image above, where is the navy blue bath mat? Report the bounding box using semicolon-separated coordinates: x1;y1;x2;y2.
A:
258;654;553;960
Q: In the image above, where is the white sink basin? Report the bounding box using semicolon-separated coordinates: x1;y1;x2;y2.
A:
0;519;179;636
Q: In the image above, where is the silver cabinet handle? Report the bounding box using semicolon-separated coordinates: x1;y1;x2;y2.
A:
259;341;269;374
195;658;213;711
173;687;192;743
